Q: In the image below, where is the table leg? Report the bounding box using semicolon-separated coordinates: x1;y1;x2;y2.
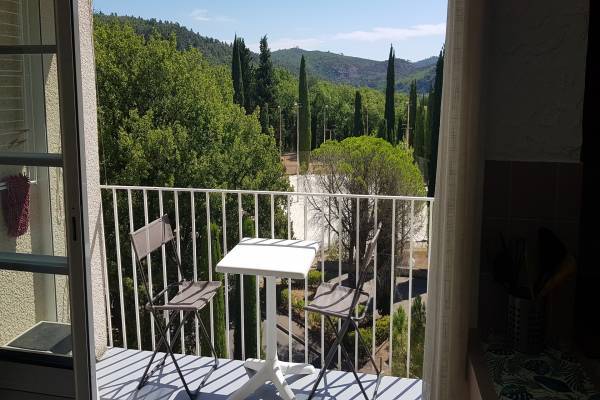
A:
229;276;313;400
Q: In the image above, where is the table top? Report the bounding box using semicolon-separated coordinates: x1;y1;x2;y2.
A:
216;238;320;279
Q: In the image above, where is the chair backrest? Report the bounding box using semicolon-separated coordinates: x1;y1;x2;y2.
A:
351;223;383;307
130;214;175;261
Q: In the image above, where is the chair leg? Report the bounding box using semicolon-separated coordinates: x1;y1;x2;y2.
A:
351;319;381;375
352;319;382;398
307;317;352;400
194;310;220;391
154;310;189;370
141;310;196;400
331;319;370;400
138;309;179;389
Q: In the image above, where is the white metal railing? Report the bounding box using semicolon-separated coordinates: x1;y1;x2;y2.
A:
100;184;433;378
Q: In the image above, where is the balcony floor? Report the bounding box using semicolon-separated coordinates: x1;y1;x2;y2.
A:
97;347;422;400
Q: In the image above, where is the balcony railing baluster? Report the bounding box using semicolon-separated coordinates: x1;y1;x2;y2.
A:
100;202;113;348
407;199;415;377
372;199;378;358
206;192;215;350
112;188;126;349
254;193;260;360
303;198;308;364
191;191;199;356
389;198;396;374
237;192;245;360
127;189;141;350
222;192;230;359
287;194;292;363
355;197;360;367
174;191;184;352
158;190;170;346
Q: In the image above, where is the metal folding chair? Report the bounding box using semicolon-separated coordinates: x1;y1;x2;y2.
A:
130;214;220;400
304;223;383;400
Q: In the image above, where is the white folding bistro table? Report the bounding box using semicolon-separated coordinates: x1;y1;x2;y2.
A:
216;237;320;400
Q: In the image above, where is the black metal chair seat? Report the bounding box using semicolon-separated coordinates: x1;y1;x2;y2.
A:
152;280;221;312
305;282;369;318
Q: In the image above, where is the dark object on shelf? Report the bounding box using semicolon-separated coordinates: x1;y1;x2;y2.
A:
1;173;30;237
492;228;577;353
508;294;545;354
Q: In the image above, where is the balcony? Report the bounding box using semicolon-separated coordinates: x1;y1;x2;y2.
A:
97;184;433;400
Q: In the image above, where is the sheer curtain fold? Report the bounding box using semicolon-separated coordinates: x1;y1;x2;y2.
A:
423;0;486;398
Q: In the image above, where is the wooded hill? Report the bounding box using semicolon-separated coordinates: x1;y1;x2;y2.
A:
94;13;437;93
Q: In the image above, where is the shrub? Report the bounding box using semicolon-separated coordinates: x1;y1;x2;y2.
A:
307;269;322;288
375;315;390;346
281;287;289;305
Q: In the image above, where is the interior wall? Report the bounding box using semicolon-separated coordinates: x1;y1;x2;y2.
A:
477;0;589;348
482;0;588;163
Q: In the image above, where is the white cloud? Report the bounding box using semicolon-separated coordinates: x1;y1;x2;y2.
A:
190;9;210;21
334;23;446;42
190;9;234;23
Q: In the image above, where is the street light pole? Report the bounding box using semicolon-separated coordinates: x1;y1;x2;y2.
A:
323;105;327;145
295;102;300;189
278;105;282;157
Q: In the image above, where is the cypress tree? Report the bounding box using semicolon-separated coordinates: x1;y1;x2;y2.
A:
377;119;388;140
237;38;255;113
397;111;405;143
384;45;396;143
424;86;434;162
428;48;444;197
259;103;270;135
414;94;426;158
256;35;276;133
298;55;311;169
353;91;364;136
231;36;245;107
199;223;227;358
232;216;258;359
408;80;417;147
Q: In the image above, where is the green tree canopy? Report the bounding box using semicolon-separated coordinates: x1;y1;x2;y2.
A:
95;21;287;191
310;137;426;313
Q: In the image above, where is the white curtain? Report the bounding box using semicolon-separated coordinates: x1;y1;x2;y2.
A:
423;0;486;398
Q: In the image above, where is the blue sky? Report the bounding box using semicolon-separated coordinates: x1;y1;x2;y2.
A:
92;0;447;61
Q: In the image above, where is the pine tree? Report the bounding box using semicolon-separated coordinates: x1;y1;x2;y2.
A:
384;45;396;143
298;55;311;169
231;36;245;107
256;35;276;134
408;80;417;147
199;223;227;358
353;91;364;136
428;48;444;197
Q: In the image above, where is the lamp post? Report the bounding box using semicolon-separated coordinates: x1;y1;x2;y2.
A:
295;102;300;189
323;105;328;145
278;105;282;157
